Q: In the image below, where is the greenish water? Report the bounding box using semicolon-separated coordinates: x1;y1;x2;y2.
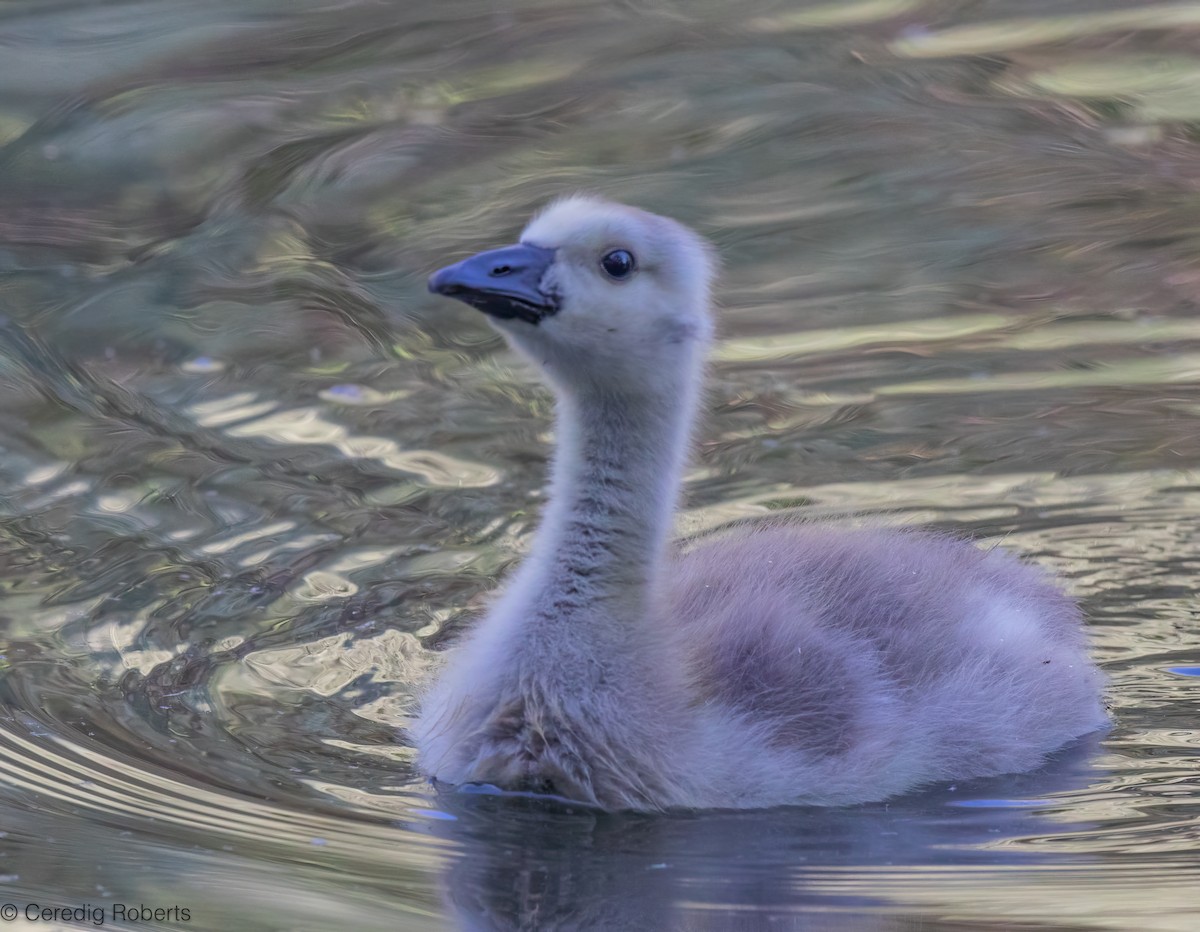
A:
2;0;1200;929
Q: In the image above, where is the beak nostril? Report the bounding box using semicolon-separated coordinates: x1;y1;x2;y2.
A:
428;242;557;322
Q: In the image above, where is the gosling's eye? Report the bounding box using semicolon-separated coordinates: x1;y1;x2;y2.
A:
600;249;636;280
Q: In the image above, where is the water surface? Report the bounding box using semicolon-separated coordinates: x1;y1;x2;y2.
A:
2;0;1200;929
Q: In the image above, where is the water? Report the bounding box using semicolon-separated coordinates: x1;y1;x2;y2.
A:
2;0;1199;928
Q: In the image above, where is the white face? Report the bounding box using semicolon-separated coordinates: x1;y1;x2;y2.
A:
500;197;717;396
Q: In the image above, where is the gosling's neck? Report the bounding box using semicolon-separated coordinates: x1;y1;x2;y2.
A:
519;370;702;628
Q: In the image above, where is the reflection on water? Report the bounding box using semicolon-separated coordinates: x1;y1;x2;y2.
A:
2;0;1200;928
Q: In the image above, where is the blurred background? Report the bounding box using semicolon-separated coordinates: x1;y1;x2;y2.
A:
2;0;1200;929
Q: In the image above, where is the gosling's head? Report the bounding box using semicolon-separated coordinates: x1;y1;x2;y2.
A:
428;196;716;396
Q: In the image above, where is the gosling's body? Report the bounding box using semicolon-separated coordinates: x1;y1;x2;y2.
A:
667;525;1100;807
415;196;1106;811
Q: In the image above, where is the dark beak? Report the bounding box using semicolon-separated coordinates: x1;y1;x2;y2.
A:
428;243;558;325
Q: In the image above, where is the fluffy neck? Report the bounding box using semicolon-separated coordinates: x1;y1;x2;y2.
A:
512;362;702;633
553;395;681;604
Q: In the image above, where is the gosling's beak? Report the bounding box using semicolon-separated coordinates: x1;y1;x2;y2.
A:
428;243;559;325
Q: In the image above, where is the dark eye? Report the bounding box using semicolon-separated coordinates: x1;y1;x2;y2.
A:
600;249;636;280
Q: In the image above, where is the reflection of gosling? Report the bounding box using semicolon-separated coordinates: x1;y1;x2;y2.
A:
417;196;1107;811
